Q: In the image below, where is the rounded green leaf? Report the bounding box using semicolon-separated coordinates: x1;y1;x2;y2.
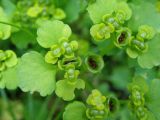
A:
37;20;72;48
128;76;149;94
128;1;160;32
138;34;160;68
17;51;56;96
55;79;85;101
0;66;18;90
87;0;117;24
146;79;160;119
11;30;36;49
115;2;132;21
63;101;87;120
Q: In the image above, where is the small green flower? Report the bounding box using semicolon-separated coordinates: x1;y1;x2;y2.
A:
136;106;148;120
45;44;64;64
58;56;82;70
64;64;80;85
107;97;119;113
45;51;59;64
86;108;106;120
131;39;148;52
50;45;64;57
4;50;18;68
87;89;106;110
114;2;132;22
102;14;120;29
126;37;148;59
90;23;114;41
115;10;126;24
70;41;79;51
27;4;43;18
61;41;76;58
85;54;104;73
0;50;18;71
114;27;132;48
54;8;66;20
137;25;155;41
130;85;145;106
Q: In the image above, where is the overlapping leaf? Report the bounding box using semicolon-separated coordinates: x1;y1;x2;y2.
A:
0;66;18;89
37;20;72;48
128;1;160;32
137;34;160;69
87;0;117;24
63;101;87;120
17;51;56;96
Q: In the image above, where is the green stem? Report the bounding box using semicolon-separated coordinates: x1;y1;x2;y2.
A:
0;21;35;38
36;95;52;120
47;98;61;120
28;93;34;120
0;89;17;120
55;110;63;120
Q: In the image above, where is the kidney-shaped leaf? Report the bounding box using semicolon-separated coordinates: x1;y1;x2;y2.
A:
63;101;87;120
138;34;160;69
87;0;117;24
17;51;56;96
37;20;72;48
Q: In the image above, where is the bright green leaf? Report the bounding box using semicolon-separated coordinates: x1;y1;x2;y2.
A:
64;0;82;23
138;34;160;69
37;20;72;48
87;0;117;24
63;101;87;120
128;76;149;94
146;79;160;120
55;79;85;101
128;1;160;32
17;51;56;96
11;30;36;49
0;66;18;90
110;66;132;89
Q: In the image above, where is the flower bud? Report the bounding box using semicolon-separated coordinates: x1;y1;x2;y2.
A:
54;8;66;20
58;57;82;70
90;23;114;41
114;27;132;48
87;89;106;110
85;54;104;73
137;25;155;41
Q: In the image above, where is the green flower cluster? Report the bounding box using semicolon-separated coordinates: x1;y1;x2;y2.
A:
45;38;81;83
45;37;84;101
86;89;107;120
128;76;149;120
89;1;156;60
90;2;132;42
86;89;118;120
129;85;148;120
126;25;155;58
0;50;18;71
13;0;66;28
